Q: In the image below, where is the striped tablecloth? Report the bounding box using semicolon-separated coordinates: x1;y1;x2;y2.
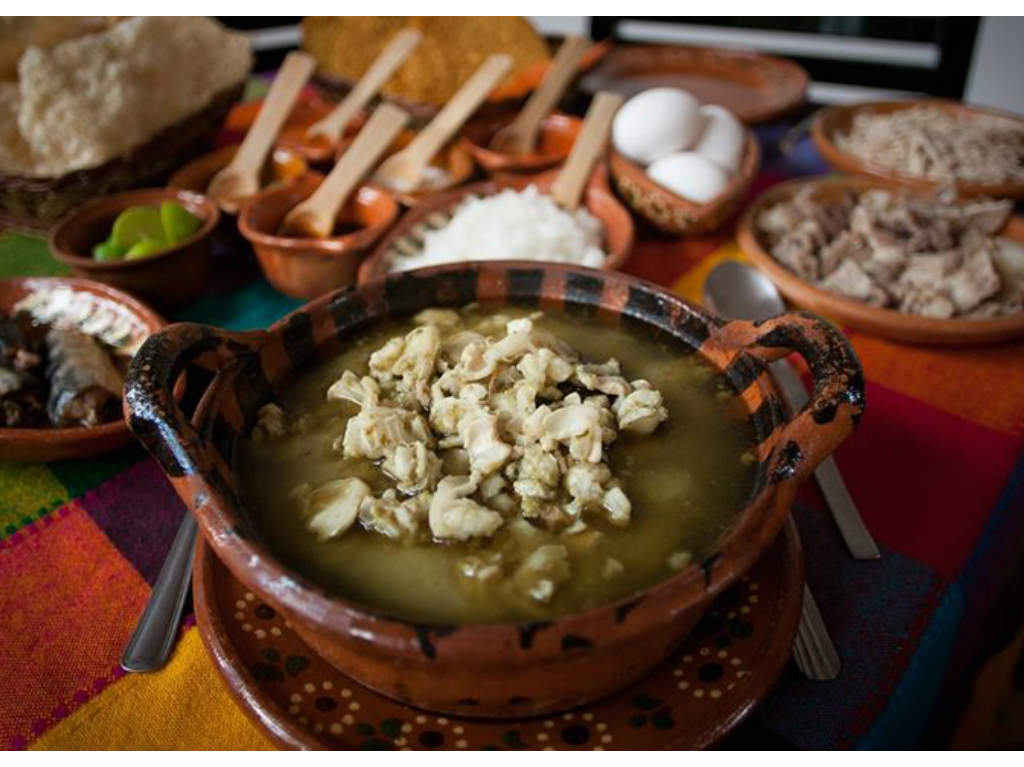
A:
2;105;1023;751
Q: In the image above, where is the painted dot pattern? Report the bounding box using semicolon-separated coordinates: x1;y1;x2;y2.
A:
217;550;784;749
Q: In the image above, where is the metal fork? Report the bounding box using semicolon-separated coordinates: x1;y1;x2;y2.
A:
792;584;841;680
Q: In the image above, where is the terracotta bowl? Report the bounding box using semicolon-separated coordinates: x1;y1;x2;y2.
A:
579;44;807;124
336;129;475;207
811;100;1024;200
459;112;582;177
0;276;163;461
610;131;761;236
48;188;219;311
237;173;399;299
357;164;633;283
124;261;864;717
168;145;310;204
738;176;1024;346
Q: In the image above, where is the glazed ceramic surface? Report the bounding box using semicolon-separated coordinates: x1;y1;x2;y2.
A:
610;132;761;236
580;45;807;124
194;518;803;749
0;276;164;461
125;261;863;717
738;176;1024;346
459;112;582;177
48;188;219;311
811;100;1024;201
357;165;634;283
168;145;310;201
238;173;399;299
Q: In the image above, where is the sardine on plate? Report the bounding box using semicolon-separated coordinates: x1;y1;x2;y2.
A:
45;328;123;428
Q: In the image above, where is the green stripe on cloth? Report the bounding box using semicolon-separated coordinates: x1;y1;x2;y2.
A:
0;234;69;277
174;278;302;330
47;445;147;501
0;462;69;537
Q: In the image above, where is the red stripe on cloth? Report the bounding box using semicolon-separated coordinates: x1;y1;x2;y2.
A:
797;382;1022;578
0;502;149;748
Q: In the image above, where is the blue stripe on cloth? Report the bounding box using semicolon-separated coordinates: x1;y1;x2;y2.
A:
755;503;943;748
857;582;965;749
175;278;302;330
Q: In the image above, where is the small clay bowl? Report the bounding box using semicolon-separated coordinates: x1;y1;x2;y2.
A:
737;176;1024;346
336;129;475;207
48;188;219;311
459;112;583;177
238;173;400;299
609;130;761;236
277;112;368;167
811;99;1024;201
168;145;309;204
357;163;633;283
0;276;164;462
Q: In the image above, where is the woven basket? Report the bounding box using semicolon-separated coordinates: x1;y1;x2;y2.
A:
0;82;244;234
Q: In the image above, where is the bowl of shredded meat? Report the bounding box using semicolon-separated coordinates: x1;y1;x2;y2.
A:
812;100;1024;201
739;176;1024;346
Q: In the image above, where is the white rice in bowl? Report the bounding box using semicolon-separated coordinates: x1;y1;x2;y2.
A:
389;185;608;272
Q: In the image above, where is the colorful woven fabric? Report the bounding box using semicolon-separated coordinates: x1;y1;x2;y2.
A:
1;102;1022;751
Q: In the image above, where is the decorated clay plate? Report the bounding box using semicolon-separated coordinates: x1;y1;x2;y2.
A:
579;44;807;124
0;277;164;461
194;519;802;750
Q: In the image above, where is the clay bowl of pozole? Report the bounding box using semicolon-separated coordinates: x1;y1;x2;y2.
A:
124;261;864;717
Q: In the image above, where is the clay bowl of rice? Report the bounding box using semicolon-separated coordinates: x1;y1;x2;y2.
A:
357;163;634;283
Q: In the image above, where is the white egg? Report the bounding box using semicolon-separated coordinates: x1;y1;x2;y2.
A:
612;87;702;166
694;105;745;174
647;152;730;203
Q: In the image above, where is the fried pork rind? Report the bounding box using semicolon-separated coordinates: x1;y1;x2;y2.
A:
0;16;251;177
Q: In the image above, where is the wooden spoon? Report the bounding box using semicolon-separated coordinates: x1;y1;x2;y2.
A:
489;36;590;155
304;28;421;145
374;54;513;193
207;52;316;213
550;91;623;211
280;104;410;239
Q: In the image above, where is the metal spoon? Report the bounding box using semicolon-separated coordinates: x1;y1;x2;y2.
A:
703;261;850;681
703;261;879;560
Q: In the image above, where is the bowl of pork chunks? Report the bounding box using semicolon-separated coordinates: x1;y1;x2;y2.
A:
738;176;1024;345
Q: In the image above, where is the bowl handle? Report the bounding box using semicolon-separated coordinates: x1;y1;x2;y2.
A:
710;311;865;485
124;322;265;480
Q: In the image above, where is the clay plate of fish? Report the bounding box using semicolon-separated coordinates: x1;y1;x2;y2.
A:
0;277;164;461
738;176;1024;346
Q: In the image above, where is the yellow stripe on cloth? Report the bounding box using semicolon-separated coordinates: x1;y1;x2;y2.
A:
31;627;275;750
670;240;748;305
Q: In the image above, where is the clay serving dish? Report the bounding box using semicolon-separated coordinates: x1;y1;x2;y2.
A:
168;145;310;205
0;276;164;461
48;188;219;311
335;129;475;207
237;173;400;299
610;130;761;236
459;112;583;177
579;44;807;124
811;100;1024;201
738;176;1024;346
357;164;633;283
124;260;864;717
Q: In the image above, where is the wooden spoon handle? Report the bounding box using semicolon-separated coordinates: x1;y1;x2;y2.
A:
233;52;316;173
285;104;410;237
305;29;421;142
402;54;513;166
550;91;623;211
505;36;589;153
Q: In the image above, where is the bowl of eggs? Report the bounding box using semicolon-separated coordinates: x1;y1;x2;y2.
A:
609;87;760;236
